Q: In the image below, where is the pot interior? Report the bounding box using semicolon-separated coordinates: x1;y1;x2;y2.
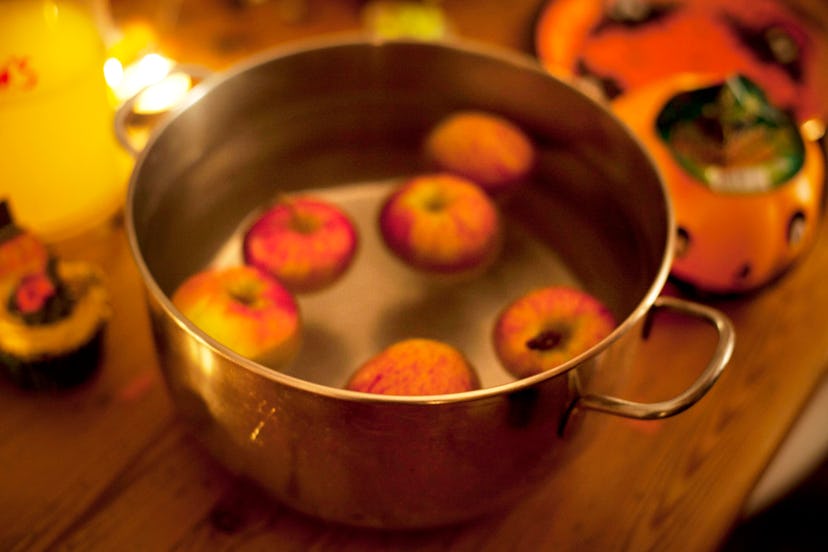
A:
128;39;671;390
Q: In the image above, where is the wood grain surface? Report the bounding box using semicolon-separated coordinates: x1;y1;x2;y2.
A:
3;1;827;550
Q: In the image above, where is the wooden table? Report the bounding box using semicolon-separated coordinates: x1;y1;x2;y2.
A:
3;1;827;550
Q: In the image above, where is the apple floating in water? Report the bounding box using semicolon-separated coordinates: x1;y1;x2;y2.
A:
171;265;301;369
346;338;481;396
492;286;615;378
424;110;536;196
243;196;359;294
378;173;502;276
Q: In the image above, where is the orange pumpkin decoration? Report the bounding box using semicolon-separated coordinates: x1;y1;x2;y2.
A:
612;73;825;294
535;0;828;125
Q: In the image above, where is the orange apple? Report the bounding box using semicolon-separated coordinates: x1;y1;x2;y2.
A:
346;338;480;396
243;196;358;294
171;265;301;369
492;286;615;378
378;173;502;275
424;110;535;196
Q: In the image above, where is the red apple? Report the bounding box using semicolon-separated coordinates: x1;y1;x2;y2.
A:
492;286;615;378
378;173;502;275
171;265;301;369
346;338;480;396
243;196;358;294
425;110;535;196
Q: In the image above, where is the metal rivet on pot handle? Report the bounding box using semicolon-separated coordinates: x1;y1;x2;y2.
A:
113;63;212;157
577;296;735;420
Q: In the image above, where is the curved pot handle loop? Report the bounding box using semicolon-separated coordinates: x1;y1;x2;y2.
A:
114;63;212;157
577;296;735;420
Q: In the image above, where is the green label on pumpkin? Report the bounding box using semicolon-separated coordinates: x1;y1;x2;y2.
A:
655;75;804;194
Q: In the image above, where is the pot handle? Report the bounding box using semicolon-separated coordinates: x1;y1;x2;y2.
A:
577;295;735;420
114;63;212;157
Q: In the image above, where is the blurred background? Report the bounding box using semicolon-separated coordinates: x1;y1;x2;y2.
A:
2;0;826;548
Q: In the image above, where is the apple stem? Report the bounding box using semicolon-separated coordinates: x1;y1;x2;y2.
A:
275;195;317;234
275;193;295;213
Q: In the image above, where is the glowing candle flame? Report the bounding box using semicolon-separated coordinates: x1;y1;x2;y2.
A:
104;53;191;114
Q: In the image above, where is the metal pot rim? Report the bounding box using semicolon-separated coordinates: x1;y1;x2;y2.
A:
124;35;676;406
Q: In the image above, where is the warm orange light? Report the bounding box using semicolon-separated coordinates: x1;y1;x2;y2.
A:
104;53;192;114
134;71;191;114
801;118;826;142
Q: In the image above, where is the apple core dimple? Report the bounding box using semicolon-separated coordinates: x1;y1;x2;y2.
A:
288;212;322;234
423;193;447;213
227;283;259;307
526;328;568;352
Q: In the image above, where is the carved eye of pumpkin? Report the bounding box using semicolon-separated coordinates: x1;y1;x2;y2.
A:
734;263;752;282
787;210;807;248
598;2;676;31
675;226;691;258
724;17;803;82
576;59;624;99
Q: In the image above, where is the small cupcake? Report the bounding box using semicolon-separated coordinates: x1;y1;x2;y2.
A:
0;259;111;390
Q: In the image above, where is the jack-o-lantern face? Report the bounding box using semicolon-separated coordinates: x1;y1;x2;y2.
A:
535;0;828;125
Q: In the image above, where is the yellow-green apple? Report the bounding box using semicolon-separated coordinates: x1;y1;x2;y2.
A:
346;338;480;395
172;265;301;369
424;110;535;196
378;173;502;275
243;196;358;294
493;286;615;378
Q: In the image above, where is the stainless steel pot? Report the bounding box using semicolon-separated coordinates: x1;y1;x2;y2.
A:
123;37;734;529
